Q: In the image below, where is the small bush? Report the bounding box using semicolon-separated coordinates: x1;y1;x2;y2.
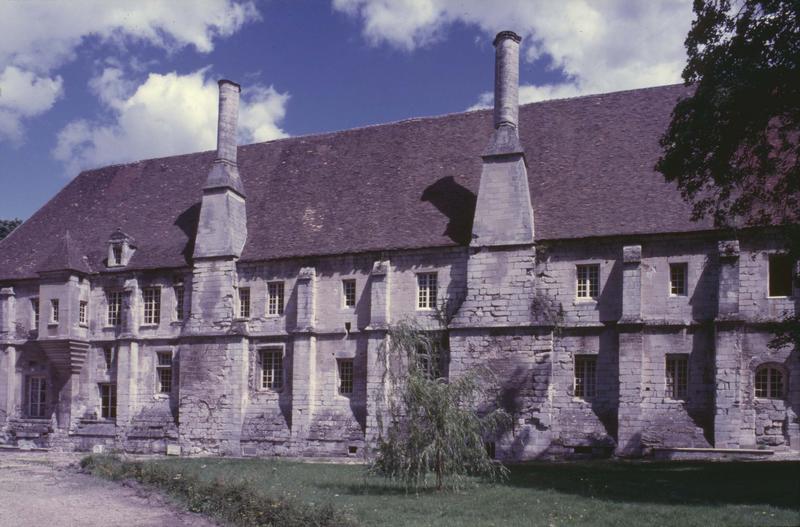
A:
81;455;359;527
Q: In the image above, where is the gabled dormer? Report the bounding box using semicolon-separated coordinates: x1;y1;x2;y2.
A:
107;229;136;268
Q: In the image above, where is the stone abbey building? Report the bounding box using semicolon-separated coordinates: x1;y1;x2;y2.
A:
0;32;797;459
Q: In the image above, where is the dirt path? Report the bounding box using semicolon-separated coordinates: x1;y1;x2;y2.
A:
0;450;219;527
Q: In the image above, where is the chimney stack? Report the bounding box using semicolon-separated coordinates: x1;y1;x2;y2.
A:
493;31;521;130
216;79;241;164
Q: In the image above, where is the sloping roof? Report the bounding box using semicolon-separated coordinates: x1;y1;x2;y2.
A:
0;83;712;281
37;230;92;274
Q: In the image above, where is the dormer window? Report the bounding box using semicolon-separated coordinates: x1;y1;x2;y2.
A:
111;243;123;265
106;229;135;268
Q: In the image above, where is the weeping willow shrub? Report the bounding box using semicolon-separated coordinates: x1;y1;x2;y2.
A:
370;317;510;491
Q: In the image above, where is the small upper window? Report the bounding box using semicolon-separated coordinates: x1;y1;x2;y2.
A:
111;243;123;265
238;287;250;319
576;264;599;299
342;279;356;308
102;347;114;369
49;299;59;324
107;291;122;326
669;263;688;296
768;254;793;297
143;287;161;325
267;282;285;316
174;284;185;321
417;272;438;309
755;365;785;399
79;301;88;326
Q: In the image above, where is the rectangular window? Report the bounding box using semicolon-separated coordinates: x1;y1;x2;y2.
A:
156;351;173;394
576;264;600;299
338;358;354;395
238;287;250;318
99;383;117;419
49;299;59;323
768;254;793;297
143;287;161;325
417;272;438;309
666;354;689;400
267;282;285;316
342;279;356;308
107;291;122;326
31;298;39;328
574;355;597;399
79;301;88;326
27;376;46;418
174;285;185;320
102;347;114;370
260;349;283;390
111;243;123;265
669;263;688;296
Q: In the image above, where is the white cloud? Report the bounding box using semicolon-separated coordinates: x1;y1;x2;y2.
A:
0;0;259;143
332;0;693;105
0;66;63;143
53;69;289;176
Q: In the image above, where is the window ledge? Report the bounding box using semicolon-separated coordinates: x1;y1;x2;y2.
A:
47;322;59;327
139;323;159;328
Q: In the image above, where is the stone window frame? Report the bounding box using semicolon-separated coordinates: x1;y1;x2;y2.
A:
26;375;47;419
49;298;59;325
337;357;354;396
142;286;161;326
573;354;597;399
102;347;115;370
259;346;285;391
106;290;123;327
31;297;39;328
111;243;123;266
668;262;689;297
754;363;786;400
767;253;795;298
238;286;251;319
665;353;689;400
174;283;185;321
416;271;438;310
575;264;600;300
267;281;285;317
342;279;357;309
155;350;174;395
98;382;117;420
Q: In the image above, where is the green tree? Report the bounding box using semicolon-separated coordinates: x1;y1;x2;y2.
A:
657;0;799;346
0;218;22;241
371;318;509;491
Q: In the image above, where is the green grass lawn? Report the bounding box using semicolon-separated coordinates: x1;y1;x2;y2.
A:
86;456;800;527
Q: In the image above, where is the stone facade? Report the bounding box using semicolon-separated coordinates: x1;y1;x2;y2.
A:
0;32;798;459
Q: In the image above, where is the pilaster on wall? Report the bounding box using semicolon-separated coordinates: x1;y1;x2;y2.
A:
621;245;642;322
714;239;744;448
0;287;16;340
0;345;16;428
185;259;239;334
616;329;644;456
115;340;139;435
367;260;390;329
121;278;139;338
292;267;317;447
365;259;391;445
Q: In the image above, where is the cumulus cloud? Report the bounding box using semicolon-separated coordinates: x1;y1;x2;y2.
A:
53;69;289;176
0;0;259;143
332;0;693;105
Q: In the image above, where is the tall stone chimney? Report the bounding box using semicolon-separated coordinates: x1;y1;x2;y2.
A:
486;31;524;156
193;79;247;259
470;30;533;247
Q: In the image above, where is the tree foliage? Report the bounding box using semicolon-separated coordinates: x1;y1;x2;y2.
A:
658;1;800;349
0;218;22;241
657;0;799;228
370;318;509;491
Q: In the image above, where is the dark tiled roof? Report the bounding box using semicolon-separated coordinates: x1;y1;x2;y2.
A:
38;230;92;274
0;84;711;281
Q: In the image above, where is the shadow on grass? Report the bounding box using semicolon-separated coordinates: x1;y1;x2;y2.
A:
503;461;800;509
314;461;800;509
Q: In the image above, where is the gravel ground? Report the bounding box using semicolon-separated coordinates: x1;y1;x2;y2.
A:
0;450;219;527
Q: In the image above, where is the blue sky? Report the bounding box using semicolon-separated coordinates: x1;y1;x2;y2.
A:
0;0;693;220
